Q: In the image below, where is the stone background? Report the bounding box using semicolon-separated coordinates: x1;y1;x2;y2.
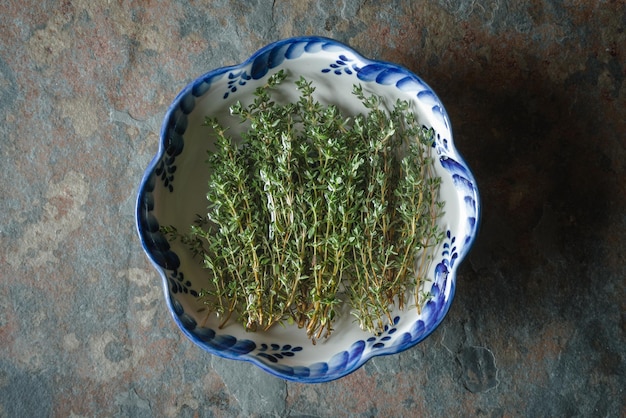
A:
1;1;624;416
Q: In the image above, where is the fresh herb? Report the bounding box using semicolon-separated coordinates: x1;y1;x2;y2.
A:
163;70;444;341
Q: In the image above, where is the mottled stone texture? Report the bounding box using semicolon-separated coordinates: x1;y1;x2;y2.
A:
0;0;624;416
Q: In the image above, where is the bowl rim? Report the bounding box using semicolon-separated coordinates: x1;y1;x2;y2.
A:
136;35;481;383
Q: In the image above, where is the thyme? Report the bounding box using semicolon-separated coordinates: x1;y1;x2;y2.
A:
165;70;444;340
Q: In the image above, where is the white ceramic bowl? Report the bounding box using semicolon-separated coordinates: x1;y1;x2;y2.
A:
136;36;480;383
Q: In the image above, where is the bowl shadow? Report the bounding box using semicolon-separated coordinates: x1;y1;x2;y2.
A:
413;49;618;335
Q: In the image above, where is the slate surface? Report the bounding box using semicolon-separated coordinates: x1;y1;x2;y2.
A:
1;1;624;416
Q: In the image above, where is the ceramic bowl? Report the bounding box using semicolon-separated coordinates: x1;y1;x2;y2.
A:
136;36;479;383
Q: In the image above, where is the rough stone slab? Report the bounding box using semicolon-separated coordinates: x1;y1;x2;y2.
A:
0;1;624;416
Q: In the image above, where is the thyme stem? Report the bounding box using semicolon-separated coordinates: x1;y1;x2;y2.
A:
164;70;444;339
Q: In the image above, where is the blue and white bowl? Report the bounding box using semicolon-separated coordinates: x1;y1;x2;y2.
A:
136;36;480;383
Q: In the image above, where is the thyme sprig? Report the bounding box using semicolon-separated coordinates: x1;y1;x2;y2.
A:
164;70;444;341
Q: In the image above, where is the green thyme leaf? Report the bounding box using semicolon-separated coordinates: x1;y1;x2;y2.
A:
162;70;444;340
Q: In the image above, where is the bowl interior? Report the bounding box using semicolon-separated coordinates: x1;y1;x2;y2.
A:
137;37;479;382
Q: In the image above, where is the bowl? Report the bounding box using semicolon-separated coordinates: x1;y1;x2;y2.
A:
136;36;480;383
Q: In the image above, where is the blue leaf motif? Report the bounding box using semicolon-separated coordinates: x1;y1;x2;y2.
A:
356;63;387;82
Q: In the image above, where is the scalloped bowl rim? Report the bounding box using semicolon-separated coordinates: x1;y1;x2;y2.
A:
136;36;480;383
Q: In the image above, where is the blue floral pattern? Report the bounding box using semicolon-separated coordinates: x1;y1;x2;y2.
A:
257;343;304;363
321;54;361;75
224;69;252;99
167;269;198;297
136;36;480;383
366;316;401;349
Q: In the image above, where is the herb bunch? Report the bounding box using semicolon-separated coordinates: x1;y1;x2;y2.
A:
165;70;444;341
